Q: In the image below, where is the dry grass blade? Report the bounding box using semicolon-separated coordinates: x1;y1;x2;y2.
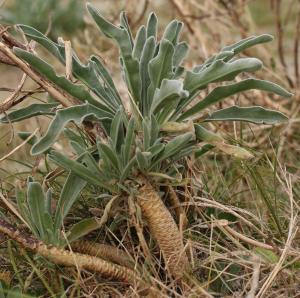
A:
256;174;298;297
0;128;38;162
0;42;74;107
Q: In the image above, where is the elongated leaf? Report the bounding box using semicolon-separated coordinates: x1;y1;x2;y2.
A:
98;143;120;172
120;11;134;49
14;48;104;107
195;34;273;71
18;132;38;147
178;79;292;121
164;132;194;157
16;188;36;234
194;124;253;159
194;144;215;158
136;150;150;171
66;217;100;243
173;41;189;67
139;36;156;114
162;20;180;44
184;58;263;95
87;4;141;102
91;55;122;105
54;172;86;230
120;156;136;181
31;103;112;155
122;117;135;165
222;34;273;57
206;106;288;124
132;25;146;60
19;24;120;112
110;107;124;150
49;151;115;191
146;12;158;39
27;182;46;239
147;39;175;104
149;39;174;90
151;133;193;170
1;103;58;123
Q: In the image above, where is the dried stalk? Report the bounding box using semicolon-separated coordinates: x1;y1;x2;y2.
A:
71;240;135;269
137;179;189;280
0;219;141;285
0;42;75;107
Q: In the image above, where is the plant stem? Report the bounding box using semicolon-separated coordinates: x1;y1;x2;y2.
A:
137;178;189;280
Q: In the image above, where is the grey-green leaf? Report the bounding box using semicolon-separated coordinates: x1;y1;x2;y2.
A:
206;106;288;124
54;172;86;230
49;151;115;191
1;103;58;123
31;103;112;155
14;48;102;107
132;25;146;60
66;217;100;243
178;79;292;121
27;182;46;239
146;12;158;39
184;58;263;95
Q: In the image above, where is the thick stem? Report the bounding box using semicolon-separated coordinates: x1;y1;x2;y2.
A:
0;219;138;284
137;180;189;280
71;240;135;269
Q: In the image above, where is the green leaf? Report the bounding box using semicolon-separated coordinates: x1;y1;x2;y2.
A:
16;188;36;234
139;36;156;114
254;247;279;264
54;172;86;230
173;41;189;67
132;25;146;60
222;34;274;58
91;55;122;105
120;11;134;49
149;39;174;89
1;103;58;123
19;24;120;112
136;150;150;171
66;217;100;243
18;132;38;147
178;79;292;121
120;156;136;181
27;182;46;239
49;151;115;191
122;117;135;165
163;132;194;158
151;132;193;170
162;20;180;44
14;48;103;108
110;107;124;150
194;124;223;143
194;144;215;158
184;58;263;95
87;4;141;102
146;12;158;39
195;35;274;72
31;102;112;155
151;79;188;114
98;143;120;172
147;39;175;103
206;106;288;124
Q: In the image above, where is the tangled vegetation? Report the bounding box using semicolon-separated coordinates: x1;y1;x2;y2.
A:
0;1;299;297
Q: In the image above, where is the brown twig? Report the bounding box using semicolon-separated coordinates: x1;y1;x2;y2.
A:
0;42;75;107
